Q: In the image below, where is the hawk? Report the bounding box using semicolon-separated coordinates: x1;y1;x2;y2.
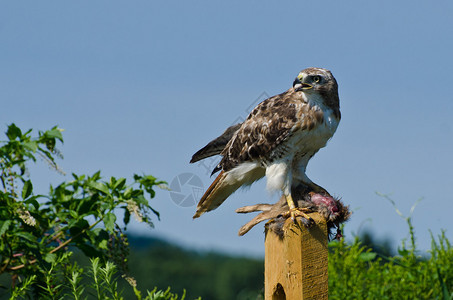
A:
191;67;340;222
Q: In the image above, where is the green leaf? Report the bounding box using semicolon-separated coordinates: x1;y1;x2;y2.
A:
124;187;133;199
23;141;38;152
25;197;40;210
72;173;85;181
76;197;96;215
436;266;451;300
69;210;79;218
328;240;340;248
15;231;37;243
398;248;409;256
113;177;126;190
44;127;64;142
104;212;116;232
149;206;160;220
89;181;110;195
123;208;131;225
90;228;110;249
6;123;22;140
44;252;57;263
98;238;109;250
359;252;377;262
0;220;12;236
69;219;90;236
91;171;102;181
135;195;148;205
22;180;33;199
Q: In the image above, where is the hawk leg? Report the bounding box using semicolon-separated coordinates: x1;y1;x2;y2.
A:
285;194;315;227
307;182;329;196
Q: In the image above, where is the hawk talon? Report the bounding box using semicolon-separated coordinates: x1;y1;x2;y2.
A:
298;215;315;227
265;218;276;226
283;208;315;227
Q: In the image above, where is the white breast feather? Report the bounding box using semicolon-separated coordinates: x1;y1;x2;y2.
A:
224;161;264;186
265;161;290;194
265;96;339;195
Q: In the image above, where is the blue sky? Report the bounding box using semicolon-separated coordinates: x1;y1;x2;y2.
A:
1;1;453;256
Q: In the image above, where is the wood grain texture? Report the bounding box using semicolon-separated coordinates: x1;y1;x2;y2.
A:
265;212;328;300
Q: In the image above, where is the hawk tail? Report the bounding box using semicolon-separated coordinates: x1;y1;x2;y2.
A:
193;171;241;219
193;162;265;219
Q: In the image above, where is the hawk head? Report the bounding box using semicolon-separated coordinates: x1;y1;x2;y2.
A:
292;67;340;113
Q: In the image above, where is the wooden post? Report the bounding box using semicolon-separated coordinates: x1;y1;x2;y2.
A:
264;212;328;300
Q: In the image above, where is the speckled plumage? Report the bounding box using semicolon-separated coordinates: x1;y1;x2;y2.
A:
192;68;341;219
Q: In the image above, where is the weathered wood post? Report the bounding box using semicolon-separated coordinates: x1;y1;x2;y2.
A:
264;212;328;300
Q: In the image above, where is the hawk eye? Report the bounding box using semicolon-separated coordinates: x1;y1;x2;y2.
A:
312;76;321;83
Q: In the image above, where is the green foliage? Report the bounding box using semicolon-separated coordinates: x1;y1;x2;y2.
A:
329;200;453;300
144;287;194;300
0;123;179;298
8;255;190;300
329;233;453;299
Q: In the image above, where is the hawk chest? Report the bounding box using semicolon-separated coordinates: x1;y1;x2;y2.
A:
271;104;339;163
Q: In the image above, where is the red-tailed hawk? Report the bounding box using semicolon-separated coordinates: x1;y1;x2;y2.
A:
191;67;340;222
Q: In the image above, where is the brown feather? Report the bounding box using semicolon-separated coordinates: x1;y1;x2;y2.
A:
219;89;304;171
193;171;240;218
190;123;242;163
193;165;264;218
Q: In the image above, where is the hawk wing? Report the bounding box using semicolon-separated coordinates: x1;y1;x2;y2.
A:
190;123;242;163
220;89;309;171
194;89;311;218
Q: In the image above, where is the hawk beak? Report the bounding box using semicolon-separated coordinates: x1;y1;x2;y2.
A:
293;77;302;88
293;78;313;91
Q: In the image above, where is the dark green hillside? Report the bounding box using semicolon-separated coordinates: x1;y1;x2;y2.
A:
124;236;264;300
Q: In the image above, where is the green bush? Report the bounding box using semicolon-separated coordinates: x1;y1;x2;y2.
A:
329;203;453;300
0;123;194;299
